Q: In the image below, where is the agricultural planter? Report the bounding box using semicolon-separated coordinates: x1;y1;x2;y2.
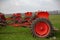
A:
0;11;54;38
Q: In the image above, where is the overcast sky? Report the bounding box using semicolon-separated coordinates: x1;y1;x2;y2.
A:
0;0;60;14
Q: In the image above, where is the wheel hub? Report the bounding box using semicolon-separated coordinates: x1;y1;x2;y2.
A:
34;22;50;37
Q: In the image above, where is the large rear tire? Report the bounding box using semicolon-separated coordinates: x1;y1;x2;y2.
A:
31;18;54;38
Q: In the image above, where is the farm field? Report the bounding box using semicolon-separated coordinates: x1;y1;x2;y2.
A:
0;15;60;40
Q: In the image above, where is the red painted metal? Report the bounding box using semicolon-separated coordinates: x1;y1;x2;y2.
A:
25;12;32;22
12;13;22;23
0;11;50;27
5;11;50;27
0;11;52;38
0;13;6;20
25;12;32;17
36;11;49;19
13;13;21;17
34;22;50;37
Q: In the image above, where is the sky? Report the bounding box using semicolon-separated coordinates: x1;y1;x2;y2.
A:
0;0;60;14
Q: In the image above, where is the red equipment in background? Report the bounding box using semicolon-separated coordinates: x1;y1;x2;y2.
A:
0;11;54;38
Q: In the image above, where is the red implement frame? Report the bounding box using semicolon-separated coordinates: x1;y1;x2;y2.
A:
6;11;49;27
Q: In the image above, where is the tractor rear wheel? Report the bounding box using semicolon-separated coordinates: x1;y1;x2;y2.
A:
31;18;54;38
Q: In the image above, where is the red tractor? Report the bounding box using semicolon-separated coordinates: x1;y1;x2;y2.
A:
0;11;54;38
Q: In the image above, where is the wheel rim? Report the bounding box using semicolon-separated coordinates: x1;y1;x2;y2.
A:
34;22;50;37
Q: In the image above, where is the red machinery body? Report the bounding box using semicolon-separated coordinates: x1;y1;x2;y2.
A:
6;11;49;27
36;11;49;19
0;13;6;21
0;13;6;27
5;11;49;27
0;11;54;38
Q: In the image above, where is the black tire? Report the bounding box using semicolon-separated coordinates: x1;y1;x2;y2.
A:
31;18;54;38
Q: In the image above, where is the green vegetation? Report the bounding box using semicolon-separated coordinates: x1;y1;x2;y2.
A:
0;15;60;40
